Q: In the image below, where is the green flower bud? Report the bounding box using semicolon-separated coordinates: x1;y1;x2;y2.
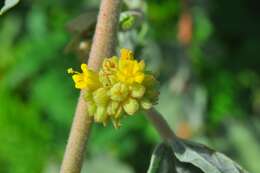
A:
143;74;158;87
107;101;120;115
93;88;109;105
121;15;135;31
99;70;111;86
145;89;159;103
108;75;117;85
131;83;145;98
140;99;153;110
119;11;143;31
109;83;129;101
87;101;97;116
84;91;93;101
123;98;139;115
94;106;107;123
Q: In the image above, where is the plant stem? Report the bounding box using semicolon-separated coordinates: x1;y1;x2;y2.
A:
145;108;178;144
60;1;121;173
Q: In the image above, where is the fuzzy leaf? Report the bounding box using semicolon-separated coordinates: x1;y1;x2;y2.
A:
148;139;250;173
148;143;203;173
172;139;249;173
147;143;177;173
0;0;19;15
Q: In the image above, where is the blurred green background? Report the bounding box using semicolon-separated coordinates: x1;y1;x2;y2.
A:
0;0;260;172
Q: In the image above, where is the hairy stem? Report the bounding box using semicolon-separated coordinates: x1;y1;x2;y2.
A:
145;108;177;144
60;1;121;173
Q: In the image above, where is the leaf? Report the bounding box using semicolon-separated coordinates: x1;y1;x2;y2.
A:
147;143;177;173
148;139;250;173
0;0;19;15
147;143;203;173
172;139;249;173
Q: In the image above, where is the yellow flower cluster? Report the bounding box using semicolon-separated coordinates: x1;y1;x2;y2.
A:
68;48;159;128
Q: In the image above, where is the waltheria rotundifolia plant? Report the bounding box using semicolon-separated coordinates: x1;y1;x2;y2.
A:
60;0;122;172
60;1;250;173
60;0;178;172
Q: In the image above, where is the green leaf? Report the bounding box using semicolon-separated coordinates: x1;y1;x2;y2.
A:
148;143;203;173
173;139;249;173
148;139;250;173
147;144;177;173
0;0;19;15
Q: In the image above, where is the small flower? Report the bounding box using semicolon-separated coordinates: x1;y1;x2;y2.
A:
117;59;145;85
67;64;100;90
99;57;118;86
120;48;134;60
68;48;159;128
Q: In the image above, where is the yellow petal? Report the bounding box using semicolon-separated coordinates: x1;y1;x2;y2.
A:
134;73;144;83
81;63;88;73
72;74;87;89
139;60;145;71
120;48;133;60
75;82;86;89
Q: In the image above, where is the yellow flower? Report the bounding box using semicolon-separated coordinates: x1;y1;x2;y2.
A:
99;57;118;86
117;58;145;85
102;56;118;73
67;48;159;128
68;64;100;90
120;48;133;60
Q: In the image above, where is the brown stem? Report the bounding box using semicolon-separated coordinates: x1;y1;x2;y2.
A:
145;108;177;143
60;1;121;173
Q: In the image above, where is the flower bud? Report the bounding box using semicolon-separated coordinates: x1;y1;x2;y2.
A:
87;101;97;116
140;99;153;110
94;106;107;123
123;98;139;115
143;74;158;87
131;83;145;98
107;101;120;115
120;14;135;31
93;88;109;106
102;56;118;72
109;83;129;101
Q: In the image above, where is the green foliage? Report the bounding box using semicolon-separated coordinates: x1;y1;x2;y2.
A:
148;141;249;173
